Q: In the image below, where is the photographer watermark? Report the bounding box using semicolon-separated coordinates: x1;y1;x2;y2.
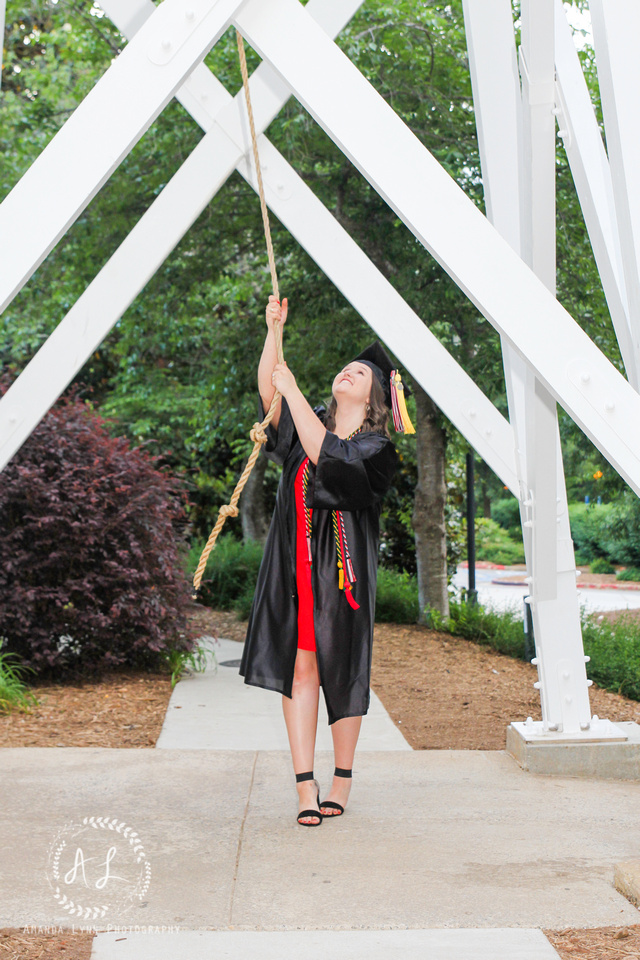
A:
45;815;151;919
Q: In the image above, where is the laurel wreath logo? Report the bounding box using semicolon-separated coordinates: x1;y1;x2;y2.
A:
46;815;151;919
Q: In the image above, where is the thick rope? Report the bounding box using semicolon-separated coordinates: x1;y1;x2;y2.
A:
192;30;284;597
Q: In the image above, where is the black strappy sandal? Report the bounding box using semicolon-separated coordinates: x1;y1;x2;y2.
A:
295;770;322;826
319;766;352;817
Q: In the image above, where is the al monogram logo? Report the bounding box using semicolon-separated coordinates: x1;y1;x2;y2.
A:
45;816;151;919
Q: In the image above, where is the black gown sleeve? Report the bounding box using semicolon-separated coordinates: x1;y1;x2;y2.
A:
311;430;399;511
257;391;326;466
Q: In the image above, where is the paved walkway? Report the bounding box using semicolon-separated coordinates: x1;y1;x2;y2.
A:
2;632;639;959
452;564;640;615
155;637;411;751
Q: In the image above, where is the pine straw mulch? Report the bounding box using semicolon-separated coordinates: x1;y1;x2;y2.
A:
1;604;640;958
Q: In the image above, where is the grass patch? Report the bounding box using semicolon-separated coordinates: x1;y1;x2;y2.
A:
582;614;640;700
425;599;526;660
0;640;39;714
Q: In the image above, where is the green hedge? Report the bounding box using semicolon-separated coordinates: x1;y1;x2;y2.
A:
425;600;526;660
190;536;420;623
475;517;525;565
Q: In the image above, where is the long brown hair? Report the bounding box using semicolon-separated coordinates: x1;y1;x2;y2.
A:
323;371;391;438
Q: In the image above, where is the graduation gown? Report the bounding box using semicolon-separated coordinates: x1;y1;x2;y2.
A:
238;391;399;724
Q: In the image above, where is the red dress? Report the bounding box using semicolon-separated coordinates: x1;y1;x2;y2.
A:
294;456;316;651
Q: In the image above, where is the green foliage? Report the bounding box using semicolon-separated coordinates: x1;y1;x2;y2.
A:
568;497;640;567
162;641;219;690
375;568;419;623
567;502;613;562
616;568;640;583
582;614;640;701
598;493;640;566
491;497;522;537
425;600;526;660
589;557;615;575
474;517;525;565
190;535;265;610
0;639;39;713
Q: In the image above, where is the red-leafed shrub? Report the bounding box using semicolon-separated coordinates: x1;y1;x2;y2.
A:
0;381;196;680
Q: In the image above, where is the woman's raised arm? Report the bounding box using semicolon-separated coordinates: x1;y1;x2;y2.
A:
258;295;287;430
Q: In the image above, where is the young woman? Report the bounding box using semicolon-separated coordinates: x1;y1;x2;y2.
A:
239;295;413;826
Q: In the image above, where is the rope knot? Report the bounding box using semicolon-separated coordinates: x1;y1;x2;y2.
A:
250;422;268;445
220;504;239;518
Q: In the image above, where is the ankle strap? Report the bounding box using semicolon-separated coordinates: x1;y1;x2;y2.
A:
334;766;352;778
295;770;315;782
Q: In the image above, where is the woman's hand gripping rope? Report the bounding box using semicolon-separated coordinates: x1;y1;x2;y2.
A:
192;297;287;598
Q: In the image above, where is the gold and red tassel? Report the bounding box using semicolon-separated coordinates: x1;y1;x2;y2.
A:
390;370;415;434
333;510;360;610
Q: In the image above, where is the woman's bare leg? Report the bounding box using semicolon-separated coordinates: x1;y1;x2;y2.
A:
319;715;362;815
281;648;321;823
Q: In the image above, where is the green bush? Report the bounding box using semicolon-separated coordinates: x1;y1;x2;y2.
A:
425;599;526;660
582;614;640;700
568;502;613;562
616;568;640;582
191;535;265;609
375;567;419;623
590;557;615;575
474;517;525;565
599;493;640;566
491;497;522;537
0;639;39;714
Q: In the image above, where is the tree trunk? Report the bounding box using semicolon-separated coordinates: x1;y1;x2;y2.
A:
412;384;449;621
241;453;269;544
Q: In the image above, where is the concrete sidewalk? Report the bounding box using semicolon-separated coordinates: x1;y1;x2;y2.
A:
2;633;639;960
90;928;561;959
2;748;639;932
155;637;411;751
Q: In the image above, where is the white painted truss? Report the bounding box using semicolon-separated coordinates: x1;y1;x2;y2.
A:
0;0;637;741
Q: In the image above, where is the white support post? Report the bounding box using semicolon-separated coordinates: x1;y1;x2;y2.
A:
589;0;640;372
554;0;636;385
464;0;600;738
518;0;593;735
0;0;518;494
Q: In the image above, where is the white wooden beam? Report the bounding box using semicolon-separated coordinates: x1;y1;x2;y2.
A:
234;0;640;496
588;0;640;383
0;0;246;314
554;0;636;385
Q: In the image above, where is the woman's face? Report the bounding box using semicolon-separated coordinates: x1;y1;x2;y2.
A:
332;362;373;407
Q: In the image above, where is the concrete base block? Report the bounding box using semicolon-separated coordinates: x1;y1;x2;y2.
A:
615;861;640;908
506;721;640;779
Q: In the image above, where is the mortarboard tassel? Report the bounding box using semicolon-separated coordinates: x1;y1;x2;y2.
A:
390;370;415;434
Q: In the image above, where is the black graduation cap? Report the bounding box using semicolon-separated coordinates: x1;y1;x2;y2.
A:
350;341;415;434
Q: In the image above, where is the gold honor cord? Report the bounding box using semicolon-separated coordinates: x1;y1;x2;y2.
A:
192;30;283;598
